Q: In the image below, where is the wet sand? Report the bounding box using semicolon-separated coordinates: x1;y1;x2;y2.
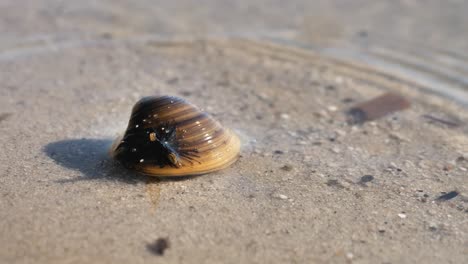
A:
1;1;467;263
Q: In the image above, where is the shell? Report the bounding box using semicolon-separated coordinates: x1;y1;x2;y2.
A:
110;96;241;176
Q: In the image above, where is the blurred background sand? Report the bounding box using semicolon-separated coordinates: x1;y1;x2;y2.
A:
0;1;467;263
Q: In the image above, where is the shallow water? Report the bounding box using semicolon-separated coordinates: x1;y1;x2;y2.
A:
1;1;468;263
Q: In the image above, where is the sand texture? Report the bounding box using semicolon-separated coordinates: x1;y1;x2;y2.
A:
0;1;467;263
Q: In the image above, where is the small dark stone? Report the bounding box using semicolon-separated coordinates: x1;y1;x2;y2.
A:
435;191;459;201
360;175;374;183
443;164;454;171
347;108;367;125
147;238;170;256
342;98;354;103
274;150;284;155
281;165;293;171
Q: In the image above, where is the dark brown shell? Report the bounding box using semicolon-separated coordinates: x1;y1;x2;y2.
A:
110;96;240;176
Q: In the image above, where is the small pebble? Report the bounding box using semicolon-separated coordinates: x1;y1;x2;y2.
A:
360;175;374;183
398;213;407;219
275;194;288;200
328;105;338;112
455;156;466;163
280;113;290;119
147;238;170;256
331;147;341;154
443;164;454;171
325;84;336;90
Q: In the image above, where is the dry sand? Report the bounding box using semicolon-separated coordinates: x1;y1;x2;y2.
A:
0;1;467;263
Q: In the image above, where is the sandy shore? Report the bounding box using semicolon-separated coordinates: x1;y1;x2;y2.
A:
1;1;467;263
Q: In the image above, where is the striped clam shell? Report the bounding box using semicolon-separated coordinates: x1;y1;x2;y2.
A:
111;96;240;176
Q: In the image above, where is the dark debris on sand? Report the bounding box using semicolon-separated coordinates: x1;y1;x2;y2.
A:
147;238;170;256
